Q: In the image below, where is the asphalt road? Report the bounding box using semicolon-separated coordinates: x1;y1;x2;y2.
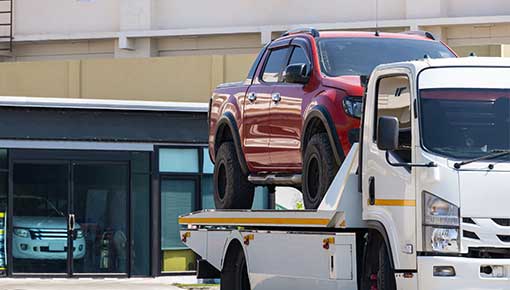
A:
0;277;217;290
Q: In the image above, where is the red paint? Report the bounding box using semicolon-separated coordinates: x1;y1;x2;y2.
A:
209;31;456;173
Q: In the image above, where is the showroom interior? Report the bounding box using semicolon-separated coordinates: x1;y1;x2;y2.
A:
0;97;269;277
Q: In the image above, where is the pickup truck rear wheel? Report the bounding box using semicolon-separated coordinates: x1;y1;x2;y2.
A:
221;246;251;290
302;133;339;209
214;142;255;209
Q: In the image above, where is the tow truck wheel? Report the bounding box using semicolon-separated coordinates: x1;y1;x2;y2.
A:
302;133;339;209
221;245;251;290
361;232;396;290
214;142;255;209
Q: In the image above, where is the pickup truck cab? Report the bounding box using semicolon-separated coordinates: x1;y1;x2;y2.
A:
209;28;456;209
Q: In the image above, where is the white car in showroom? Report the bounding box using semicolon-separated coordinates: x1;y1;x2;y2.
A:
10;196;86;260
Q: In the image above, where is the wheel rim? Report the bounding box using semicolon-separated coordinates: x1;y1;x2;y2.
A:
217;163;227;200
306;155;320;201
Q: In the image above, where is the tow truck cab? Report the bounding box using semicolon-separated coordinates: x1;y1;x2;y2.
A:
363;57;510;289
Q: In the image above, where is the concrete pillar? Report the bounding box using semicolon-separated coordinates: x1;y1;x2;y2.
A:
116;0;157;58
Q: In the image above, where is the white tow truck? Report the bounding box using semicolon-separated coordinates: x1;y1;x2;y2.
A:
180;57;510;290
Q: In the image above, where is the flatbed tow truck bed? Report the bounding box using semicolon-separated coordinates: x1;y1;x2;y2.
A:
179;145;362;290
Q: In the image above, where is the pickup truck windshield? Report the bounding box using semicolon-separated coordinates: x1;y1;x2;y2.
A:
420;89;510;159
318;38;454;77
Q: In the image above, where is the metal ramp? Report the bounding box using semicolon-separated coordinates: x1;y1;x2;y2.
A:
0;0;12;53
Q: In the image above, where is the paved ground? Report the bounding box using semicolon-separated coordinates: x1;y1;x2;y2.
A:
0;277;219;290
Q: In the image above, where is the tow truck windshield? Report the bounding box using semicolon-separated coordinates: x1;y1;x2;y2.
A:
420;88;510;160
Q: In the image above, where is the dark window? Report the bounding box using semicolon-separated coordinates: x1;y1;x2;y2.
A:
420;89;510;159
288;46;309;66
261;47;289;83
318;38;455;77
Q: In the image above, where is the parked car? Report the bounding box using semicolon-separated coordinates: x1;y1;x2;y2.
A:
209;28;456;209
8;196;86;260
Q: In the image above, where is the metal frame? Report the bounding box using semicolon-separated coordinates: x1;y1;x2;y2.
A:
155;144;208;276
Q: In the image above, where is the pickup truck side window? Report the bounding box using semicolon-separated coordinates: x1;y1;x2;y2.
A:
288;46;309;66
261;47;289;83
375;75;412;163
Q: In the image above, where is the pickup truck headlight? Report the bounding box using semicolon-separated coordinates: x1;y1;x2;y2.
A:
75;229;84;239
13;228;29;238
342;97;363;118
423;192;460;253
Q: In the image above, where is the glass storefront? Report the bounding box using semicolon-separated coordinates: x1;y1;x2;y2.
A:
0;149;7;276
2;149;151;277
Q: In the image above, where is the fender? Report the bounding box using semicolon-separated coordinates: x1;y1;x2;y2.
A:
214;112;249;175
302;105;345;165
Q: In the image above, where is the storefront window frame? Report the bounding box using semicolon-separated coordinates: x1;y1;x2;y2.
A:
155;145;207;276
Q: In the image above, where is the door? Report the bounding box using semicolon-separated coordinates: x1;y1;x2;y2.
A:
10;159;129;276
269;44;310;169
243;45;290;169
11;162;70;275
160;177;197;273
361;72;417;270
71;162;129;275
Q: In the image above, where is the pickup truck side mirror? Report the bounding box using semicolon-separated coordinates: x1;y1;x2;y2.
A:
283;63;310;84
377;116;399;151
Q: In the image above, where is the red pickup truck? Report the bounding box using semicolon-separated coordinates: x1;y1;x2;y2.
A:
209;28;456;209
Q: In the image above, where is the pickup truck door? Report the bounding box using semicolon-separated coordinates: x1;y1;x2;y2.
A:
243;46;290;169
269;43;311;170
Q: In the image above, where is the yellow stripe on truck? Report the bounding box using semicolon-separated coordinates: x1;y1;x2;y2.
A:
179;217;330;226
373;199;416;207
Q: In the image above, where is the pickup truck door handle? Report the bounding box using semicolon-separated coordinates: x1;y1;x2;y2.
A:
272;92;281;103
247;92;257;103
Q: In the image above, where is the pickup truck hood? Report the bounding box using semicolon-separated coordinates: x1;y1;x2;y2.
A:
459;170;510;218
321;75;365;96
13;216;68;229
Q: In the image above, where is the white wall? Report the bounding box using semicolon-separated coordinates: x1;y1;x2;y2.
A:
153;0;406;30
14;0;120;35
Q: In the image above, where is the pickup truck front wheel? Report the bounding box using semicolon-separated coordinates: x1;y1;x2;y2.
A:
214;142;255;209
302;133;339;209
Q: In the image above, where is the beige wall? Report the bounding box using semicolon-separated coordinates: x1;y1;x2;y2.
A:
0;53;257;102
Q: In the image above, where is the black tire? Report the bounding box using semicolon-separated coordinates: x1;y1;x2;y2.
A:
214;142;255;209
221;246;251;290
360;232;396;290
302;133;340;209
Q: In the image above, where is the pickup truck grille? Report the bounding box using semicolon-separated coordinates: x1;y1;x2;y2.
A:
462;218;510;252
29;229;68;240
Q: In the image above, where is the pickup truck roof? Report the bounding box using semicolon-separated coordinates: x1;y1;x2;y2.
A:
279;30;438;42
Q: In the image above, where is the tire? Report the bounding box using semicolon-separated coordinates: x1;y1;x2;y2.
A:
221;246;251;290
214;142;255;209
302;133;340;209
360;232;396;290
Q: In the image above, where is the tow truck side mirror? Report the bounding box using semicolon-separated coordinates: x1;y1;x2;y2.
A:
283;63;310;84
377;116;399;151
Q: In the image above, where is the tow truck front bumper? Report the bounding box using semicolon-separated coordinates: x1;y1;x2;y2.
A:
418;256;510;290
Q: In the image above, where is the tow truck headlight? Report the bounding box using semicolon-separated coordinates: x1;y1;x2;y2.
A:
423;192;460;253
342;97;363;118
13;228;29;238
